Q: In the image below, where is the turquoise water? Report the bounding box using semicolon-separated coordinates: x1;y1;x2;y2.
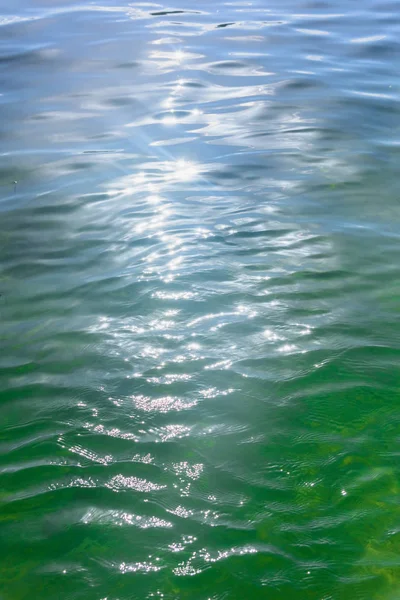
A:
2;1;400;598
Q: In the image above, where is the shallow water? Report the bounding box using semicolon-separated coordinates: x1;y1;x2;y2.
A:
2;0;400;598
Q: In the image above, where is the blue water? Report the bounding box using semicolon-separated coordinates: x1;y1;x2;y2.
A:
2;1;400;599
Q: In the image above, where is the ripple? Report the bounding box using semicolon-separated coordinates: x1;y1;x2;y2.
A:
119;560;163;574
131;394;197;413
2;1;400;599
350;34;387;44
81;508;173;529
106;475;166;493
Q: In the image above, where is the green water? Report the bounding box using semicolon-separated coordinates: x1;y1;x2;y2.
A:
2;1;400;598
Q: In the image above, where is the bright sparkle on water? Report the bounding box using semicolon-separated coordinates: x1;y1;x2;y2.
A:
2;1;400;600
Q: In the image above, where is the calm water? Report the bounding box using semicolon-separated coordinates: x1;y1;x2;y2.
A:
2;1;400;598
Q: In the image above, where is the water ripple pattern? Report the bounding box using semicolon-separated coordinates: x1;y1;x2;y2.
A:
1;0;400;599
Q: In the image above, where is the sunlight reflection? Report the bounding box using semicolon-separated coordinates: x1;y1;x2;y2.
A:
174;49;185;64
162;78;185;110
161;113;178;126
106;157;202;196
171;158;200;181
263;329;284;342
163;96;175;109
149;49;202;71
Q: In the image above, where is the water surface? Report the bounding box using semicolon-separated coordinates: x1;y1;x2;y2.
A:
2;1;400;599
